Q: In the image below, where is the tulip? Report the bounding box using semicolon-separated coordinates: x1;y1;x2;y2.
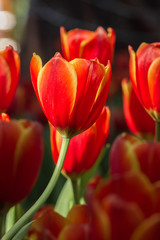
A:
30;52;111;138
27;205;90;240
60;26;115;65
109;133;160;183
0;46;20;112
129;42;160;122
0;117;43;213
122;78;155;138
50;106;110;178
27;205;65;240
86;171;159;240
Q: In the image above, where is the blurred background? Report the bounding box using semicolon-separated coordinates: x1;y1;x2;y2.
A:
1;0;160;207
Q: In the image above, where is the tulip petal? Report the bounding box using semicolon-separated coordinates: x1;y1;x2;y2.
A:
66;28;94;60
96;172;156;217
30;53;42;99
69;58;107;132
136;43;160;109
1;46;20;86
37;53;77;135
110;133;141;175
148;57;160;117
81;27;114;65
58;224;89;240
122;78;155;137
128;46;140;99
28;205;65;240
0;46;20;110
60;27;70;61
81;61;111;130
66;205;90;225
102;194;144;240
0;55;11;102
130;214;160;240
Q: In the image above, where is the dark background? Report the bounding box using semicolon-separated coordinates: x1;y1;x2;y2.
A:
20;0;160;77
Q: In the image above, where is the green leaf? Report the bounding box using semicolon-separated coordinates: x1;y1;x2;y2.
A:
5;204;24;233
55;179;74;217
11;221;34;240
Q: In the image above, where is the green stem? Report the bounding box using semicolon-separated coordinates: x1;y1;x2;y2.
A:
71;179;79;204
2;137;70;240
0;213;6;237
155;121;160;141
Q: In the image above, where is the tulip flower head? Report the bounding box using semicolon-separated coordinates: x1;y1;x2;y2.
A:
0;46;20;112
110;133;160;183
60;26;116;65
129;42;160;121
30;52;111;138
50;107;110;178
0;117;43;213
122;78;155;138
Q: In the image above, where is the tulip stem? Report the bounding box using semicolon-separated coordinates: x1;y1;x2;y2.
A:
155;121;160;142
2;137;70;240
71;179;80;204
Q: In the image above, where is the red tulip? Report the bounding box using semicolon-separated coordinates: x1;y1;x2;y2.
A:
130;214;160;240
122;78;155;138
86;171;159;240
27;205;90;240
27;205;65;240
60;26;115;65
0;46;20;112
30;52;111;138
129;42;160;121
50;107;110;178
110;133;160;183
0;117;43;212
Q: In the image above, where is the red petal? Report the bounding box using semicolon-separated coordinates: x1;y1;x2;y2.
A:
37;53;77;135
30;53;42;100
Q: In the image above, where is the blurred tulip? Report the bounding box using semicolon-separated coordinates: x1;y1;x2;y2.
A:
0;117;43;213
130;214;160;240
110;133;160;183
30;52;111;138
86;171;159;240
27;205;90;240
129;42;160;121
122;78;155;138
27;205;65;240
0;46;20;112
60;26;115;65
50;107;110;178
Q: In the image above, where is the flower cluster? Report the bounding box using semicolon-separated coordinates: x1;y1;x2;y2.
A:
1;24;160;240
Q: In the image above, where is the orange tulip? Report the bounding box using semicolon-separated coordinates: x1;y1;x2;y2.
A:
0;46;20;112
122;78;155;138
30;52;111;138
129;42;160;121
50;107;110;178
0;117;43;213
60;26;115;65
